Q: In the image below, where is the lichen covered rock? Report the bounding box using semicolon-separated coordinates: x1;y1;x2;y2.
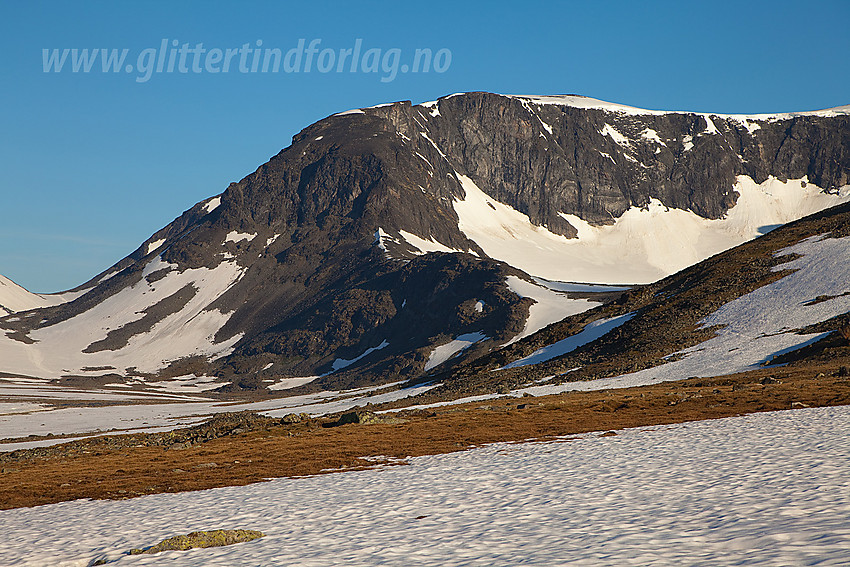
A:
129;529;265;555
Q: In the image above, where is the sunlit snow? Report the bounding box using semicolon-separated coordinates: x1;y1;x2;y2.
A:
0;274;90;314
224;231;256;244
454;172;850;284
505;276;600;344
639;127;666;146
145;238;166;255
0;256;246;378
2;406;848;566
599;123;631;147
510;93;850;120
397;230;460;255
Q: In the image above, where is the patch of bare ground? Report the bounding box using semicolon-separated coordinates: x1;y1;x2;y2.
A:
1;358;849;510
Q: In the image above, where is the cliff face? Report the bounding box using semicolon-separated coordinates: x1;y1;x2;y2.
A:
377;92;850;232
1;93;848;390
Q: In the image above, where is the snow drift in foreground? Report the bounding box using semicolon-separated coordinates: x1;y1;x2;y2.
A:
2;405;847;566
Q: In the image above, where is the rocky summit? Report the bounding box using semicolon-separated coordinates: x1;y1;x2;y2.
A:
1;92;849;393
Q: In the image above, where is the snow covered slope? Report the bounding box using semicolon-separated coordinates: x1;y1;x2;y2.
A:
0;274;87;316
616;232;850;385
0;255;246;379
452;172;849;284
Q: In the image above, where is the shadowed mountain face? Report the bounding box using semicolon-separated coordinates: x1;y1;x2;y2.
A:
1;93;848;391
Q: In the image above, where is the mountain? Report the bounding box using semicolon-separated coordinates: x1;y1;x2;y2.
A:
1;92;848;393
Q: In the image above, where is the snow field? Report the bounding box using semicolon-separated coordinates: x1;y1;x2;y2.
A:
0;274;89;314
0;255;247;378
452;168;850;284
1;405;848;566
0;380;440;449
616;232;850;385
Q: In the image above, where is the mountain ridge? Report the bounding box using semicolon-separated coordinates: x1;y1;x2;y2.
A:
1;92;848;392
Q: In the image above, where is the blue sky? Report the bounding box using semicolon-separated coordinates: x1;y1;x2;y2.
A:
2;0;849;292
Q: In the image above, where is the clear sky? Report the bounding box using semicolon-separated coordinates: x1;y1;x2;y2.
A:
2;0;849;292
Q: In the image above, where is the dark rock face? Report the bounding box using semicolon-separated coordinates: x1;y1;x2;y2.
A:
379;93;850;232
217;252;529;390
3;92;848;389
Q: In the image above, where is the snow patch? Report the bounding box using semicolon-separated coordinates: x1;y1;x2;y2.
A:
374;228;392;252
420;100;441;117
268;376;319;391
502;313;635;369
531;278;631;293
425;332;487;371
97;269;120;284
414;151;433;169
739;119;762;134
599;123;631;147
203;196;221;214
331;340;389;372
397;230;460;255
224;231;256;244
639;128;666;146
146;238;166;255
149;374;225;393
420;132;449;161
